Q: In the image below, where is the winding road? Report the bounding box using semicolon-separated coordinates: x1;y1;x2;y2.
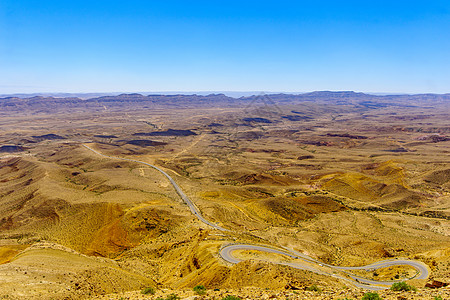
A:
82;144;429;290
82;144;226;231
219;244;428;290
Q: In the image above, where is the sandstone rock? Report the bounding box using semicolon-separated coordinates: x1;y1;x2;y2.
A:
425;280;448;289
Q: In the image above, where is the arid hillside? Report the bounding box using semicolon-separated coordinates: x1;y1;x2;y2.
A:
0;92;448;299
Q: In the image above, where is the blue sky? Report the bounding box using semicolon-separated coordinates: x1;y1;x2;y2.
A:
0;0;449;94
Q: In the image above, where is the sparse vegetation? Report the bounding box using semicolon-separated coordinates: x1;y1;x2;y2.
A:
390;281;417;291
193;285;206;295
305;284;322;292
165;294;180;300
221;296;241;300
433;296;443;300
141;287;155;295
361;292;382;300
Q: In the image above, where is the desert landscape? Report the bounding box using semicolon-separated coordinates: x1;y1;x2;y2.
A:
0;92;448;299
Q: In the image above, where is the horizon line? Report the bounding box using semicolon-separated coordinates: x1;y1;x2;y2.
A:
1;90;449;98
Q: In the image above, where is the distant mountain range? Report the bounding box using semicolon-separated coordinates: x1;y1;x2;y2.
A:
0;91;262;99
0;91;448;112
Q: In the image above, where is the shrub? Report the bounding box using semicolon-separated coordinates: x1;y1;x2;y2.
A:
221;296;241;300
434;296;443;300
361;292;382;300
141;287;155;295
390;281;417;291
193;285;206;295
305;284;322;292
165;294;180;300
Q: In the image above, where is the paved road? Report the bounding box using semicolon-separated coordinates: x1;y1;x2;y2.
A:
83;144;227;231
220;244;429;290
83;144;429;290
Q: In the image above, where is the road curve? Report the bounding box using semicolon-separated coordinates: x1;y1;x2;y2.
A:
220;244;429;290
83;144;429;290
82;144;227;231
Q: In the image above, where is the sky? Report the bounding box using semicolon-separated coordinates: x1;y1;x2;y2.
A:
0;0;449;94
